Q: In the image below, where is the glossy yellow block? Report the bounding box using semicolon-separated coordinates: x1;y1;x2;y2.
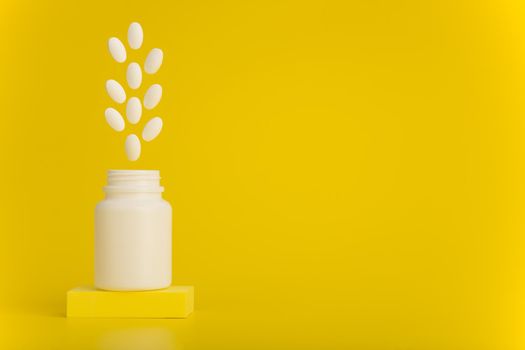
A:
67;286;194;318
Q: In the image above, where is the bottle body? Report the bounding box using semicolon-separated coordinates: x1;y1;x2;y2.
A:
95;170;172;291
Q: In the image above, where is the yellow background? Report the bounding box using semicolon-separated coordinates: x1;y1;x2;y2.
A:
2;0;525;348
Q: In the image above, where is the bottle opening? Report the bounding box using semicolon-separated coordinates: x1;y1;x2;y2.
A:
104;170;164;193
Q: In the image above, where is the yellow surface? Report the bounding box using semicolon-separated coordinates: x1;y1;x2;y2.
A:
67;286;193;318
2;0;525;348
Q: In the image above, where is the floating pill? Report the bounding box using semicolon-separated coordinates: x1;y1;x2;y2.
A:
125;134;141;161
128;22;143;50
142;117;163;142
126;62;142;89
106;80;126;104
104;108;125;132
144;48;163;74
126;97;142;124
108;37;126;63
143;84;162;110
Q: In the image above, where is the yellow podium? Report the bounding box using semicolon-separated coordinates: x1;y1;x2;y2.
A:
67;286;194;318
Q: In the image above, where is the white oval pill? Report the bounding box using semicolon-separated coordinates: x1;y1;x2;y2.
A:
106;79;126;104
126;97;142;124
143;84;162;110
125;134;141;161
144;48;163;74
142;117;163;142
104;108;125;132
108;37;126;63
128;22;143;50
126;62;142;89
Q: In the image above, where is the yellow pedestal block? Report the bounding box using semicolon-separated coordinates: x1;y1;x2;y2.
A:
67;286;194;318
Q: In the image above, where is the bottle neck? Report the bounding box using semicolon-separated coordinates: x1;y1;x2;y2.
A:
105;192;162;199
104;170;164;199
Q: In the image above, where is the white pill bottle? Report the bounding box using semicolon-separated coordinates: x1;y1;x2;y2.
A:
95;170;172;291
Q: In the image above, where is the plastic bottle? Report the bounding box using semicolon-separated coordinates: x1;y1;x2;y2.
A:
95;170;172;291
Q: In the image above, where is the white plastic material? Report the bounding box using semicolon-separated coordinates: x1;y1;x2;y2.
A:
95;170;172;291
